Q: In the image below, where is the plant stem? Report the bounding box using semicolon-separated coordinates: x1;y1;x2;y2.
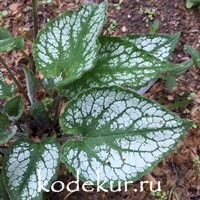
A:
20;49;33;64
15;121;23;132
32;0;38;74
32;0;38;39
49;96;61;135
0;55;31;104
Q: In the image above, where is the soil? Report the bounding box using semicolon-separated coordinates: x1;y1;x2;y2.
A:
0;0;200;200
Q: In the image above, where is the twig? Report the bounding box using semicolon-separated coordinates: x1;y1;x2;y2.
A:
0;55;31;104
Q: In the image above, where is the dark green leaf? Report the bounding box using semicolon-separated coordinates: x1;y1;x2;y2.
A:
0;112;12;132
0;71;15;98
4;96;24;121
0;112;12;144
30;102;46;119
0;173;9;200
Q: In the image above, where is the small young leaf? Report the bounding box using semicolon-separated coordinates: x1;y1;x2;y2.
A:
184;45;200;66
0;173;9;200
42;77;58;95
23;66;39;104
149;19;159;34
0;71;15;98
33;1;107;86
2;138;60;200
167;60;192;76
167;99;191;110
4;96;24;121
0;28;24;52
166;74;176;90
186;0;195;8
58;37;184;98
60;86;192;187
0;28;12;40
30;102;46;119
0;125;17;145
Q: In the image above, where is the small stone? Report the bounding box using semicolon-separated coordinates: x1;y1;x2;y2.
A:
127;14;131;18
122;26;127;32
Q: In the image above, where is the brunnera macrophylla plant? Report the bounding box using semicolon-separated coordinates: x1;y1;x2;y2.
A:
0;1;199;199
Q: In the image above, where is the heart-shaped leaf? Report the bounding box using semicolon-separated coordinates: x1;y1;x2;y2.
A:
0;71;15;99
4;96;24;121
58;37;183;98
33;2;107;86
60;86;192;187
0;28;24;52
2;138;60;200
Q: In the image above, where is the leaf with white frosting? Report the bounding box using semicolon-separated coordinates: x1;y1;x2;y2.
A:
58;37;183;98
33;2;107;86
122;33;180;61
60;86;192;187
2;138;60;200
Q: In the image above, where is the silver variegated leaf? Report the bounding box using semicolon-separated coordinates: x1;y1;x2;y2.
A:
58;37;183;98
33;2;107;85
2;138;60;200
60;86;192;187
122;33;180;61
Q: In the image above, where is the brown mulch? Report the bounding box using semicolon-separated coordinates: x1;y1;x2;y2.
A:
0;0;200;199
